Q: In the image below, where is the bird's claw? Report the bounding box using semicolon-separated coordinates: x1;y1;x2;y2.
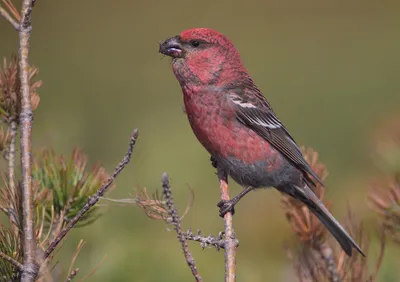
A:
210;156;218;169
217;200;235;217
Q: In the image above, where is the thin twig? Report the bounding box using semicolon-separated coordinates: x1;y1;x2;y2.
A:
319;243;341;282
372;229;386;280
3;0;21;21
217;166;236;282
162;173;203;282
66;268;79;282
0;5;19;30
0;203;8;214
51;207;66;242
18;0;37;281
66;240;85;281
0;250;23;271
7;119;18;235
44;129;139;259
77;255;107;282
39;206;55;249
182;229;239;250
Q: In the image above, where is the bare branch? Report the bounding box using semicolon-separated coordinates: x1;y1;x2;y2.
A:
44;129;139;259
217;167;237;282
0;5;19;30
319;243;341;282
66;268;79;282
2;0;21;21
162;173;203;282
0;203;8;214
18;0;37;281
66;240;85;281
182;229;239;250
0;250;23;271
7;119;18;235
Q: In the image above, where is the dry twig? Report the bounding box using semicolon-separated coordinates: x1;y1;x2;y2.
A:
217;167;237;282
66;240;85;281
0;250;23;271
182;229;239;250
0;3;19;30
65;268;79;282
319;243;341;282
7;119;18;234
2;0;21;21
18;0;38;281
44;129;139;259
162;173;203;282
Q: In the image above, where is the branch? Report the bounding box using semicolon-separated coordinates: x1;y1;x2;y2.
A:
372;229;385;280
319;243;341;282
18;0;37;281
44;129;139;259
182;229;239;250
0;251;23;271
0;5;19;30
7;119;18;235
0;204;8;214
66;240;85;282
65;269;79;282
217;167;237;282
162;173;203;282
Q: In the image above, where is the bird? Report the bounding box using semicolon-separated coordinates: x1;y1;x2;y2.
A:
159;27;364;257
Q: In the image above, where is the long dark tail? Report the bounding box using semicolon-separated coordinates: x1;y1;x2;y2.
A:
285;183;365;257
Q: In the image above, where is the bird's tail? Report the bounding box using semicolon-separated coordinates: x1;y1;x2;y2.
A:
286;183;365;257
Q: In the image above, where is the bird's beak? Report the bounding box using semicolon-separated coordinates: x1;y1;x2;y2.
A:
159;36;184;58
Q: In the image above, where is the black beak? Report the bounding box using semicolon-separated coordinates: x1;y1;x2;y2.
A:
159;36;184;58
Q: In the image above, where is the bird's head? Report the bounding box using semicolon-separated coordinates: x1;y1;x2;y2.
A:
159;28;246;86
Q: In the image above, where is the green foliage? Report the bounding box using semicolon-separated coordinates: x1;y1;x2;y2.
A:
32;148;112;228
0;227;21;281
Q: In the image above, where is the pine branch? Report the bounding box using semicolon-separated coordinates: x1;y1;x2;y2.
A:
162;173;203;282
0;250;23;271
18;0;38;281
7;119;18;235
217;167;237;282
44;129;139;259
319;243;341;282
182;229;239;250
0;4;19;30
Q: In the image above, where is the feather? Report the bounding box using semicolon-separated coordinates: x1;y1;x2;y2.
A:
229;89;325;187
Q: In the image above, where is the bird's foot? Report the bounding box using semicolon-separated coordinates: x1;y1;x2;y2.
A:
210;155;218;169
217;200;235;217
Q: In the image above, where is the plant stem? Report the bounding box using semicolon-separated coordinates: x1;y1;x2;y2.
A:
0;251;23;271
18;0;37;281
162;173;203;282
7;119;18;235
44;129;139;259
0;4;19;30
320;243;341;282
217;167;236;282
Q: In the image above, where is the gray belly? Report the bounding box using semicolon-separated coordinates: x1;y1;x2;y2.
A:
217;156;302;188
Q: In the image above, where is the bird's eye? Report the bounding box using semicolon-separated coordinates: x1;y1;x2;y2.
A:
190;40;200;47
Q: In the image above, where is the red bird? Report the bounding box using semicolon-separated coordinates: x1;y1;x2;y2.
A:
159;28;364;256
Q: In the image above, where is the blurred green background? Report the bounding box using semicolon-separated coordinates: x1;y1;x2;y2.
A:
1;0;400;281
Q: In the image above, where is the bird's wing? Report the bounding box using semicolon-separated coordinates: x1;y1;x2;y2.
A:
228;88;325;187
